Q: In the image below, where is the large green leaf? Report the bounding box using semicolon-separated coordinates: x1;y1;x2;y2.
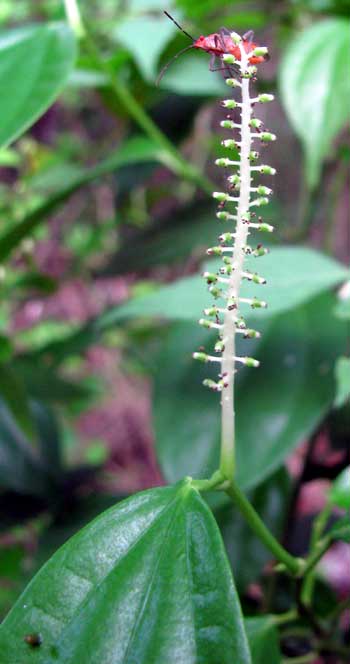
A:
99;248;349;327
245;617;281;664
153;293;346;490
0;482;252;664
0;23;76;149
279;19;350;188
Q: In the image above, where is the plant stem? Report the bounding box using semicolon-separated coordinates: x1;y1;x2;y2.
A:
63;0;85;37
220;50;252;480
225;481;304;575
62;1;213;195
301;503;331;606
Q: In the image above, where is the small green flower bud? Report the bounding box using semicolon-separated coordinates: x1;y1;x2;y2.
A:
244;357;260;368
249;151;259;161
222;139;237;149
260;132;276;142
203;378;223;392
199;318;212;329
193;352;208;363
251;273;267;284
256;185;272;196
209;285;222;298
204;307;219;317
230;31;242;44
215;158;230;167
259;223;274;232
228;174;240;186
244;329;261;339
222;99;238;109
251;297;267;309
259;165;276;175
216;210;230;221
252;197;269;206
242;66;257;78
203;272;218;284
226;78;240;87
214;340;225;353
219;232;234;243
222;54;236;65
257;93;274;103
207;246;223;256
251;46;268;57
220;120;235;129
213;191;229;202
250;118;263;129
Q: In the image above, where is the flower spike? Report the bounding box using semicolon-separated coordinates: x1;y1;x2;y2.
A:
193;31;274;479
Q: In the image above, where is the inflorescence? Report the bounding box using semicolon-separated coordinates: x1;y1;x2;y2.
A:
193;33;275;396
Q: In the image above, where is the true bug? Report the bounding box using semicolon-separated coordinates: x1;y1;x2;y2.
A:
157;11;268;84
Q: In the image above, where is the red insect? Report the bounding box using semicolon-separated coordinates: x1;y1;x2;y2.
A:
157;12;268;84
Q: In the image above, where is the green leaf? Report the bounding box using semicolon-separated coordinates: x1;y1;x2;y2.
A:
0;23;77;149
245;617;281;664
0;482;252;664
0;137;162;261
334;296;350;320
159;54;227;95
0;364;36;440
334;356;350;407
329;466;350;509
0;399;50;495
328;515;350;542
99;248;349;327
279;19;350;188
114;15;176;81
153;293;346;489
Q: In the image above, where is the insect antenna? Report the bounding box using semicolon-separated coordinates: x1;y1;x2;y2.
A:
163;11;194;41
156;44;194;85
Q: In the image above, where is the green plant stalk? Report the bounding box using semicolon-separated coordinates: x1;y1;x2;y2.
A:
63;1;213;195
225;481;303;575
301;503;331;606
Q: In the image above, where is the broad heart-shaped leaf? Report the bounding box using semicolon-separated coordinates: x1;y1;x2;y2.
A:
245;617;281;664
279;19;350;188
0;23;76;149
0;482;252;664
99;247;349;328
153;292;347;490
329;466;350;509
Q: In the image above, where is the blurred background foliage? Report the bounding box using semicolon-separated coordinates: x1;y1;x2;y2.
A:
0;0;349;646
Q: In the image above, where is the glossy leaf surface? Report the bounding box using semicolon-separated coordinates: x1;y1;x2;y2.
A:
245;617;281;664
0;23;76;148
279;19;350;187
153;293;346;489
0;482;252;664
100;248;348;327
